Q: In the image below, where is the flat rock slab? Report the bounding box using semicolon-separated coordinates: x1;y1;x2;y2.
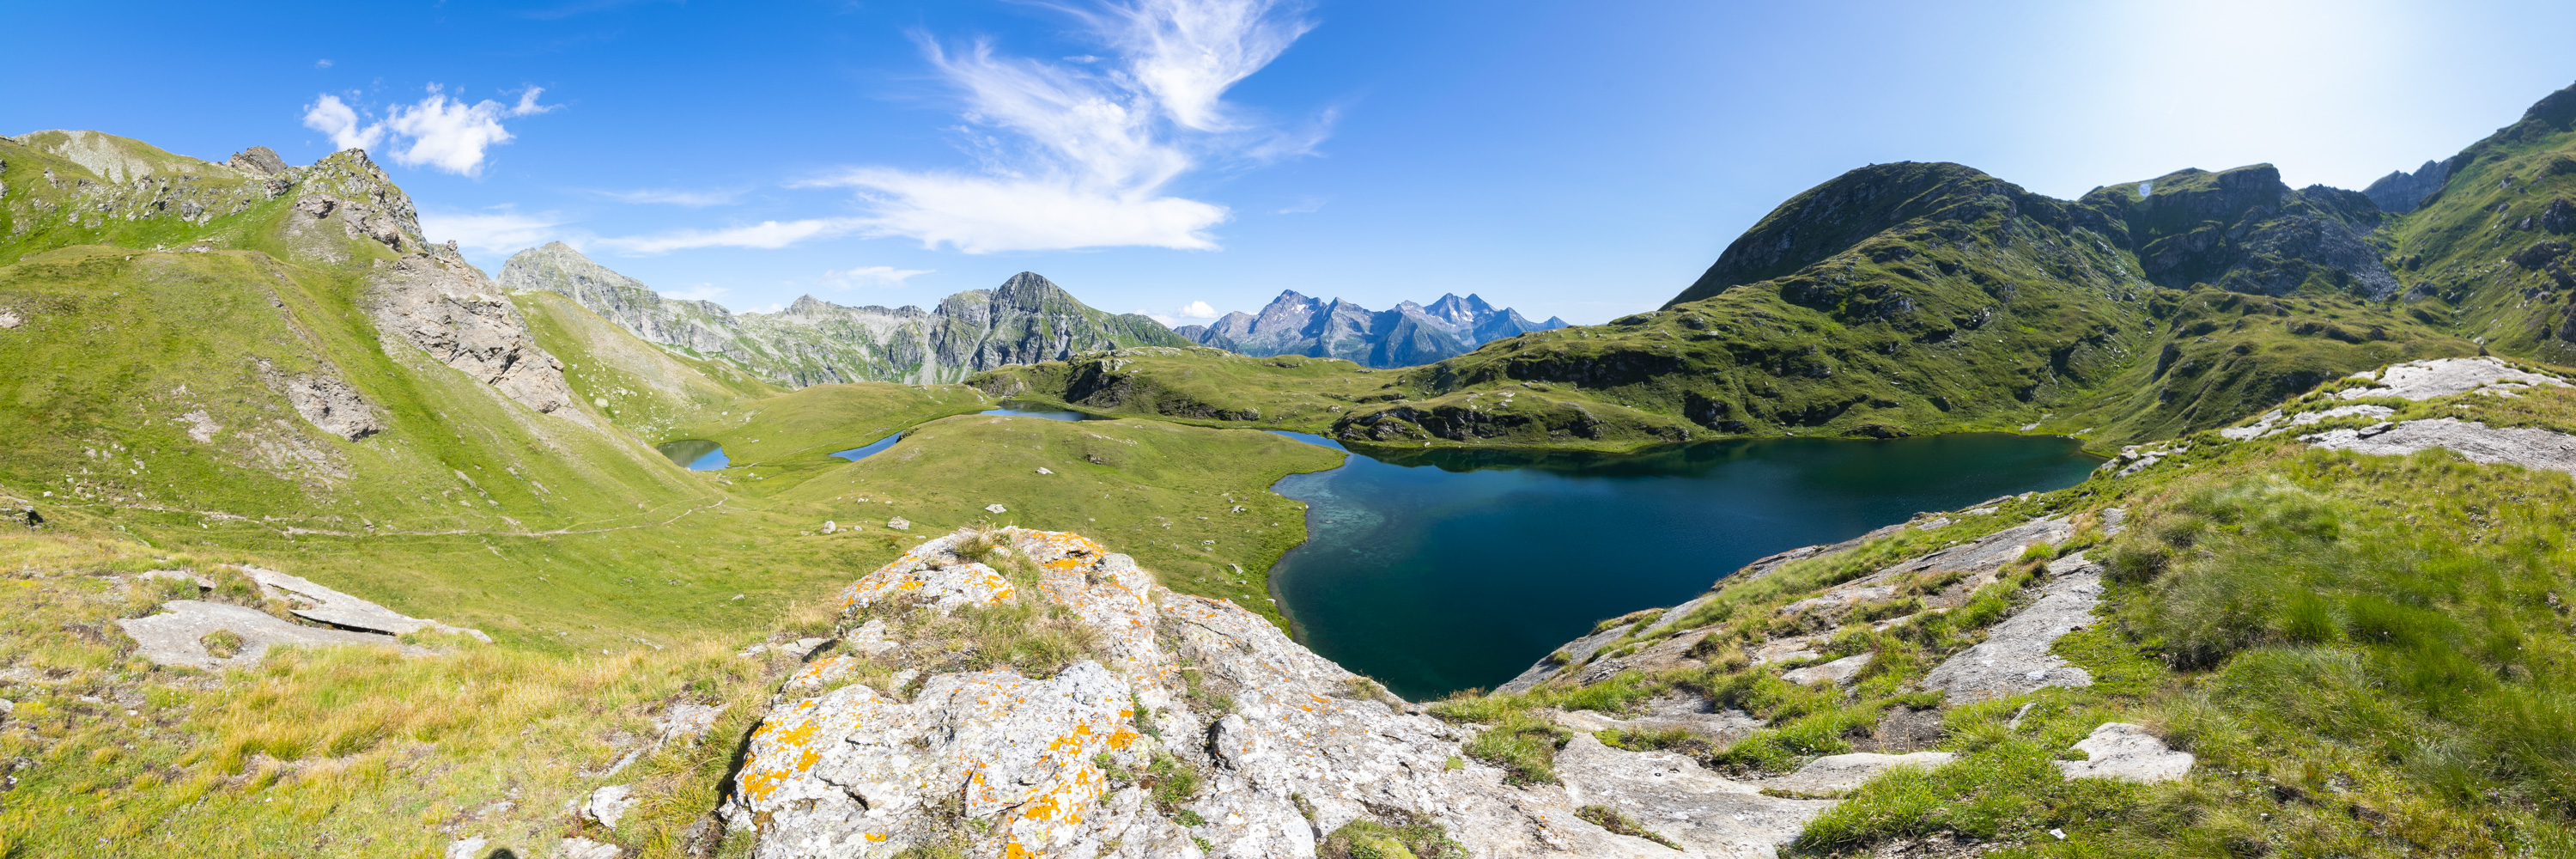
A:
1555;697;1765;748
246;565;489;640
114;600;422;671
2057;722;2192;783
1782;653;1874;686
2305;418;2576;475
1921;569;2102;704
1553;734;1832;856
2338;356;2566;401
1760;751;1957;797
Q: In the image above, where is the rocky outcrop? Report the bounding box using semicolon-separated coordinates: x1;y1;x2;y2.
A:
260;364;386;441
1921;557;2101;704
369;250;579;417
726;528;1842;858
245;565;487;640
1178;290;1567;368
2363;160;2451;214
114;600;422;671
2054;723;2192;783
497;243;1188;386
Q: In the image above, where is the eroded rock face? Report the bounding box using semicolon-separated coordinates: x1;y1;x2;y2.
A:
368;251;578;417
728;528;1832;858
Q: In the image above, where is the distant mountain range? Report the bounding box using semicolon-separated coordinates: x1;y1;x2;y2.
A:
495;242;1186;386
1175;291;1567;368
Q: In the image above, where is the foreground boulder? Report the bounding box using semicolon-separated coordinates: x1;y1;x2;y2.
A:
724;528;1829;858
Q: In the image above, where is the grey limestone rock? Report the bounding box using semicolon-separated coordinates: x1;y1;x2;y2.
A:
1759;752;1958;797
368;251;580;418
2336;356;2567;401
731;528;1833;859
113;600;422;671
246;565;488;640
261;365;386;441
582;784;636;828
2056;722;2192;783
1781;653;1874;687
2304;417;2576;475
1921;567;2101;704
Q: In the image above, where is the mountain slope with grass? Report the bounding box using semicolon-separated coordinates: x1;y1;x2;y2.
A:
1437;355;2576;856
498;241;1190;387
981;158;2483;452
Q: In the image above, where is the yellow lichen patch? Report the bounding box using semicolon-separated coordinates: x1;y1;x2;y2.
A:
1107;726;1140;751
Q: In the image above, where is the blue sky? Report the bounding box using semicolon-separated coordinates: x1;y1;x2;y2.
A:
10;2;2576;325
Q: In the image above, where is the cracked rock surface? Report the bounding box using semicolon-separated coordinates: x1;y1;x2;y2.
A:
113;600;427;671
2305;417;2576;475
1922;562;2103;705
728;528;1838;858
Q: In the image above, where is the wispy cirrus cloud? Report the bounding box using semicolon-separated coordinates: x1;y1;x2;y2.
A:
819;265;934;289
799;0;1324;254
302;86;557;176
593;218;864;254
585;187;746;207
418;207;581;253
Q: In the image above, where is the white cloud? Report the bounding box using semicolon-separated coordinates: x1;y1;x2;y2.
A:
315;58;333;69
588;187;744;207
302;95;382;151
819;265;934;289
1146;301;1221;326
418;209;577;253
594;218;863;254
663;284;729;302
809;0;1322;253
299;86;557;176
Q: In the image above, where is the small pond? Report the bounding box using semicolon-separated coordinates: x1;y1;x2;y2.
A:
827;400;1113;462
980;400;1114;422
654;439;729;471
1266;433;2103;700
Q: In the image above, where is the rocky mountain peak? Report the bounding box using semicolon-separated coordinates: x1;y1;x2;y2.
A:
499;246;1184;386
1177;289;1565;368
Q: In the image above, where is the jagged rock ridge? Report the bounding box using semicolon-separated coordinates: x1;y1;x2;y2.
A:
496;242;1188;386
1175;289;1568;368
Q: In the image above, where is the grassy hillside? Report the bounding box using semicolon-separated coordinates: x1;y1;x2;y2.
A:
2379;82;2576;363
981;162;2478;454
1433;366;2576;857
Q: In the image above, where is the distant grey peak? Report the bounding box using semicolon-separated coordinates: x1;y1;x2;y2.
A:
1178;289;1566;368
2363;159;2449;214
496;245;1183;387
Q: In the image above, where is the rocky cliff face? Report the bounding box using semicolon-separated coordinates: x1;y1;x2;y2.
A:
1176;290;1567;368
497;243;1188;386
2364;159;2451;213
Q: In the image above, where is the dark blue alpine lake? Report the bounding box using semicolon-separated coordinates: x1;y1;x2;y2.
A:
1264;433;2102;700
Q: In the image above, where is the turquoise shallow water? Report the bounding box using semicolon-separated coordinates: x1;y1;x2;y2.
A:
1265;433;2103;700
654;439;728;470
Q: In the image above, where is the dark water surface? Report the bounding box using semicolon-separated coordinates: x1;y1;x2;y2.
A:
1267;433;2102;700
654;439;728;470
981;400;1113;422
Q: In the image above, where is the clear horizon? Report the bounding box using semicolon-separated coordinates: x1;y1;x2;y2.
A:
10;0;2575;325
